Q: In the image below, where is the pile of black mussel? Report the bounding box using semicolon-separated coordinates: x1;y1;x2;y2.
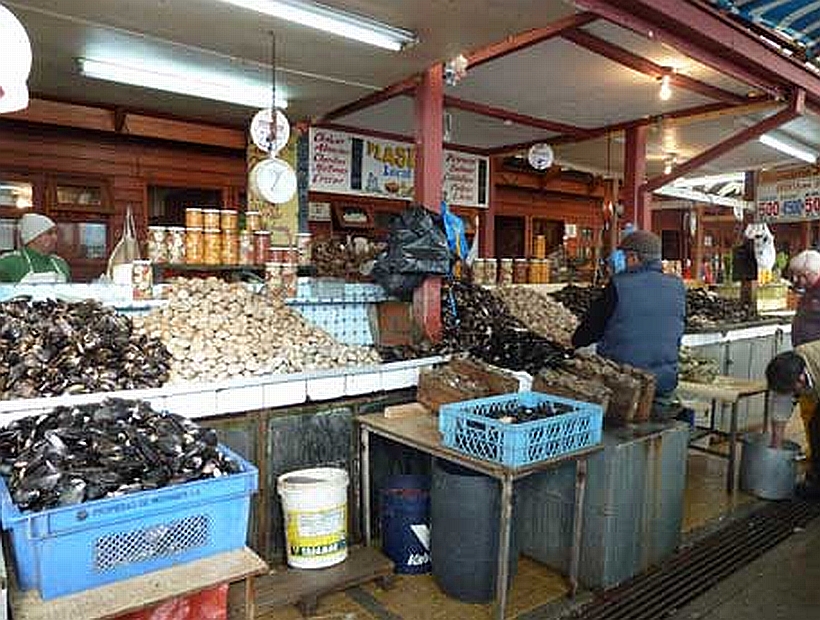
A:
0;298;171;399
440;280;569;374
548;284;604;318
686;289;760;328
0;399;241;512
478;400;576;424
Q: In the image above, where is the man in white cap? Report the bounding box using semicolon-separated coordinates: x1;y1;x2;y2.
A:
0;213;70;283
789;249;820;346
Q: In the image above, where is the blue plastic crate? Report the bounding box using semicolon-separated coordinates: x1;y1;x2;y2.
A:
439;392;603;467
0;445;257;600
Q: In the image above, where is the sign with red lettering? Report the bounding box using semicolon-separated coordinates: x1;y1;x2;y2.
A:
308;128;488;208
757;175;820;221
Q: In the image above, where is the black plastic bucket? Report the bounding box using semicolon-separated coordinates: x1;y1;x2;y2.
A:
380;474;431;574
430;459;518;603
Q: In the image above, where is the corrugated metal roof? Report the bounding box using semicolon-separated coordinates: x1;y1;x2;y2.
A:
712;0;820;57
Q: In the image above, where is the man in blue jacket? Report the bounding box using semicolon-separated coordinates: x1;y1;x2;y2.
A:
572;230;686;418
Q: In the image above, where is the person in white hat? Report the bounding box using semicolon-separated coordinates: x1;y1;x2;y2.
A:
0;213;70;283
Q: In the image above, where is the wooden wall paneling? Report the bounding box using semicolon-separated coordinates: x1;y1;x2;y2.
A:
122;113;246;150
6;99;117;133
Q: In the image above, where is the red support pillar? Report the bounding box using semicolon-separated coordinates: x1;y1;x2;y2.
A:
622;125;650;231
413;65;444;342
481;157;497;257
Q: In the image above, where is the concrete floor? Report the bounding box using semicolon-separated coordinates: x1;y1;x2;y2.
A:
668;511;820;620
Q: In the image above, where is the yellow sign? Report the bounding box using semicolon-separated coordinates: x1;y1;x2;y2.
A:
247;134;299;246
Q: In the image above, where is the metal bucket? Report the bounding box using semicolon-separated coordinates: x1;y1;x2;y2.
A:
739;433;802;500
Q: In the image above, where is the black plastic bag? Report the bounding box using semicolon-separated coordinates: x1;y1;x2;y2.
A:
732;239;758;282
373;205;452;299
372;252;425;300
384;205;451;274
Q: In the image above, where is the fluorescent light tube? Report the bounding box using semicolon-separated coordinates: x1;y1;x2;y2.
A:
218;0;416;51
77;58;288;109
759;133;818;164
673;172;746;187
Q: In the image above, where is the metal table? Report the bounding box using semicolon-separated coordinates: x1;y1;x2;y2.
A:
678;376;769;493
357;411;602;620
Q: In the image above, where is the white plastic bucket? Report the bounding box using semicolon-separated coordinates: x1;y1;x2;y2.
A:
277;467;349;569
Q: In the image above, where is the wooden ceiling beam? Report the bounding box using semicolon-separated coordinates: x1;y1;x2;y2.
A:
318;75;420;123
465;12;599;69
642;88;805;192
560;28;749;104
443;95;589;136
486;98;775;156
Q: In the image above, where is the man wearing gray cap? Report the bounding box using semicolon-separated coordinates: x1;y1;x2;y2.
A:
0;213;70;283
572;230;686;417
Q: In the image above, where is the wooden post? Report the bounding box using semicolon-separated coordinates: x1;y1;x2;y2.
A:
413;65;444;342
482;157;497;257
622;125;649;230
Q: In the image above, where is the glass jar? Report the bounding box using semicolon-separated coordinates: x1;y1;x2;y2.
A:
485;258;498;285
499;258;514;285
132;260;153;300
254;230;271;265
203;228;222;265
202;208;221;230
471;258;485;285
265;262;282;295
147;226;167;263
222;230;239;265
513;258;528;284
185;208;203;229
281;262;297;298
269;246;288;262
296;233;312;266
185;228;203;264
166;227;186;264
245;211;261;232
238;231;254;265
220;209;238;232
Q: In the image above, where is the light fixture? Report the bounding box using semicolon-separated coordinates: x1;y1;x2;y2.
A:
658;74;672;101
663;154;676;175
77;58;288;109
759;133;818;163
217;0;416;51
0;81;28;114
0;4;32;114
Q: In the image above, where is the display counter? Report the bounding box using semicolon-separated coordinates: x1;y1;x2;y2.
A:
682;321;791;430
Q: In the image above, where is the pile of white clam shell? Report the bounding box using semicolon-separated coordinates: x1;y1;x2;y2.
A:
132;277;381;383
492;285;578;347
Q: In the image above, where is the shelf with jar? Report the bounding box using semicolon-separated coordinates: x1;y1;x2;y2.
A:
147;207;313;292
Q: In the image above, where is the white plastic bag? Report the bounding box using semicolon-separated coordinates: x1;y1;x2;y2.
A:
107;206;140;280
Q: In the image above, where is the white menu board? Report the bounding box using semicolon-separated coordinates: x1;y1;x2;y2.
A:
309;127;489;208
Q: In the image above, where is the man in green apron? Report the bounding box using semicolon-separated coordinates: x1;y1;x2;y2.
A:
0;213;70;283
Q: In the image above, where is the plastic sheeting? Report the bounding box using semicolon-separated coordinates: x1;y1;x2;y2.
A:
115;584;227;620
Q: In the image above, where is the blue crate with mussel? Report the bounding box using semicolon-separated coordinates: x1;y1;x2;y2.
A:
0;399;257;600
439;391;603;467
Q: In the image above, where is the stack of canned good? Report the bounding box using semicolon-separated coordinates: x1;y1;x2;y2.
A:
147;208;265;266
471;257;551;285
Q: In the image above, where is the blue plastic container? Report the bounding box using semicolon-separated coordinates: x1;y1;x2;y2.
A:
380;475;431;574
439;391;603;467
0;445;257;600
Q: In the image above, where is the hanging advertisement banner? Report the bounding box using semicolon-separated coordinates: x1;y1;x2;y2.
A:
757;175;820;222
308;127;489;208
